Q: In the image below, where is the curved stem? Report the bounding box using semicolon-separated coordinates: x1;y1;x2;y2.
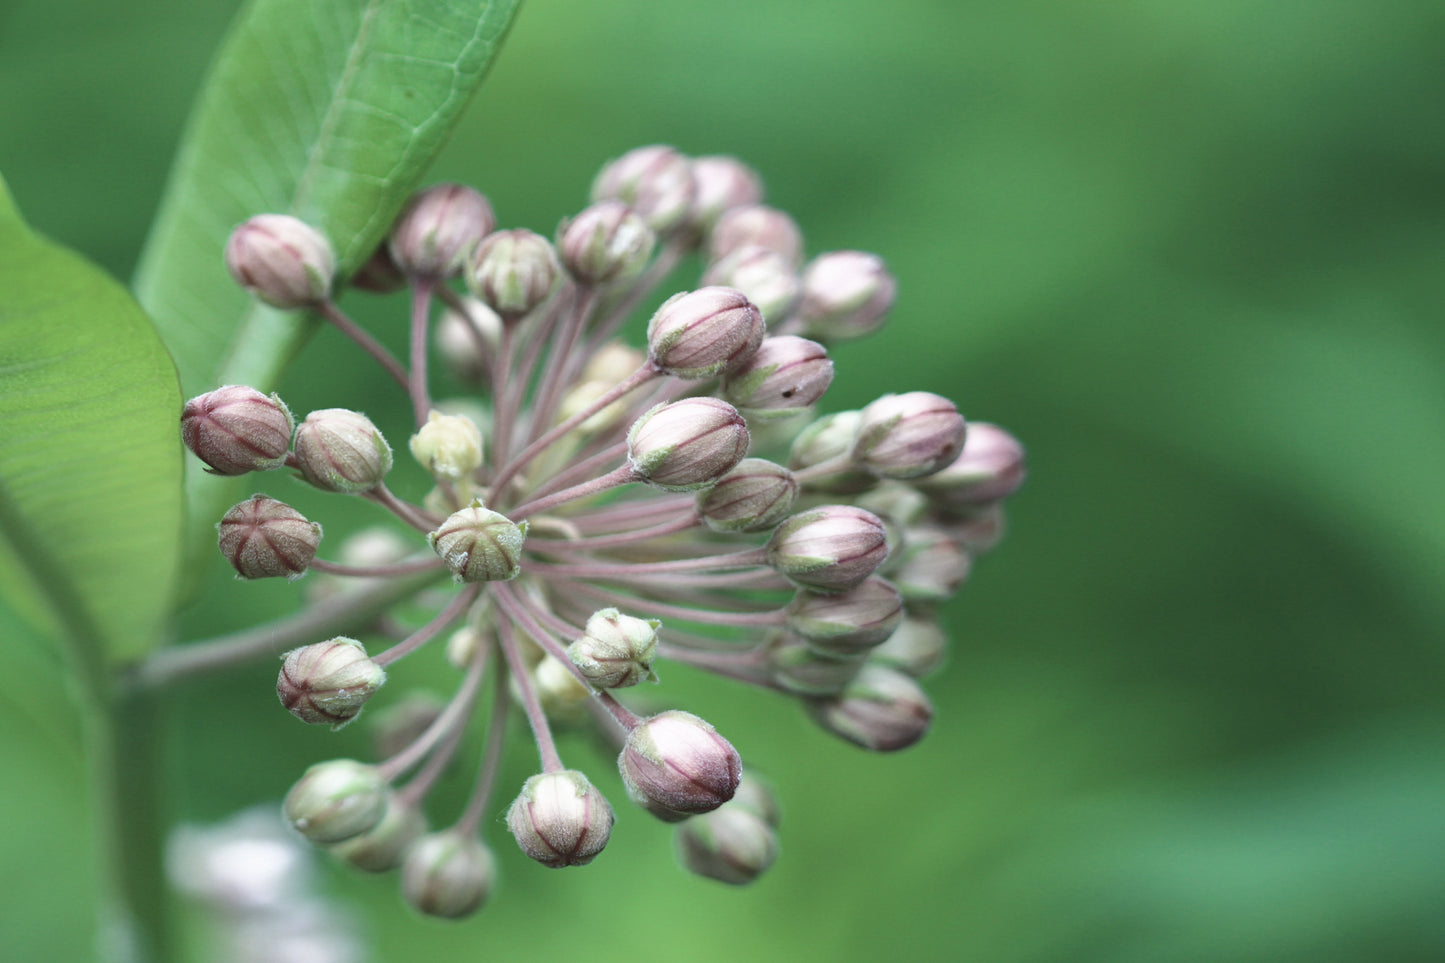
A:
317;298;409;391
496;618;563;773
525;545;767;578
408;278;436;427
456;667;513;836
373;583;479;667
380;640;489;783
509;464;637;522
308;555;444;578
524;511;699;553
362;484;441;533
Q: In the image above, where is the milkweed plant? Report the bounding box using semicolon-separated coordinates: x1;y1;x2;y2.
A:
0;0;1023;956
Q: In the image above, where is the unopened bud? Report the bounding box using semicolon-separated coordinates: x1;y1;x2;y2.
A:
870;615;947;678
465;228;561;320
696;458;798;533
722;335;833;418
627;398;750;492
688;155;765;232
277;637;386;728
568;608;660;689
506;769;615;868
708;204;803;267
765;505;890;592
890;527;971;602
852;392;967;480
558;201;656;285
676;802;779;886
619;710;742;820
435;296;503;384
217;495;321;580
445;624;490;669
534;656;593;722
805;663;933;752
785;577;904;656
401;830;496;919
409;410;483;481
700;244;799;321
427;501;527;582
181;385;294;476
329;792;426;872
646;286;765;379
914;421;1026;505
796;251;896;341
283;759;387;844
224;214;335;308
763;631;865;696
591;144;697;234
786;410;875;494
940;502;1007;555
388;183;496;279
293;408;393;493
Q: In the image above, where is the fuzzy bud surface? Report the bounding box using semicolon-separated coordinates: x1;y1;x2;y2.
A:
181;385;294;476
806;663;934;752
224;214;335;308
293;408;393;493
646;286;765;379
277;637;386;727
283;759;387;844
428;502;527;582
852;392;967;480
627;398;750;492
785;576;904;655
696;458;798;533
409;410;483;481
765;505;890;592
506;770;615;867
796;250;897;341
723;335;833;417
389;183;496;279
591;144;697;234
466;228;560;320
568;608;660;688
558;201;655;285
619;710;742;820
217;495;321;580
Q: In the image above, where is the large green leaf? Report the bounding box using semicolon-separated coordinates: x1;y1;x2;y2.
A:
0;176;183;665
132;0;521;564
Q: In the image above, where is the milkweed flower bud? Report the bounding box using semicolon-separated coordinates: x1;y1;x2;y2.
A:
688;155;765;232
534;655;593;722
465;228;561;321
181;385;294;476
784;577;904;656
283;759;388;844
796;251;897;341
766;505;890;592
619;710;742;820
787;410;875;494
723;335;833;418
506;770;615;868
224;214;335;308
427;502;527;583
591;144;697;234
409;410;483;481
696;458;798;533
329;792;426;872
401;830;496;919
763;631;865;696
890;527;971;602
350;243;407;293
870;615;948;678
647;286;765;379
708;204;804;267
805;663;933;752
852;392;967;480
700;245;799;322
217;495;322;580
389;183;496;279
627;398;750;492
568;608;660;689
913;421;1027;505
558;201;655;285
293;408;393;493
277;637;386;728
943;502;1007;555
729;771;782;827
676;801;779;886
435;296;503;384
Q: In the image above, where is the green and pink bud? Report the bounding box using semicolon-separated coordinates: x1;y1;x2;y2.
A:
181;385;294;476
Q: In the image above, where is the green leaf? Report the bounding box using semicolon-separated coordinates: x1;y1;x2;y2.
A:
131;0;521;573
0;175;183;665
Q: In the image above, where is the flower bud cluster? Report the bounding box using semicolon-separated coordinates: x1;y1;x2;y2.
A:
197;145;1024;918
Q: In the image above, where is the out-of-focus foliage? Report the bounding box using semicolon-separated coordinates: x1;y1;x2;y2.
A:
1;0;1442;960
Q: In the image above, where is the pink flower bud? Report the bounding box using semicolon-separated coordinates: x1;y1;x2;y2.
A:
590;144;697;234
276;637;386;728
722;335;833;417
619;710;742;820
329;792;426;872
627;398;750;492
889;526;971;602
646;286;764;379
224;214;335;308
567;608;660;689
388;183;496;279
401;830;496;919
687;155;765;232
695;458;798;533
217;495;321;580
293;408;393;493
784;576;904;656
914;421;1026;505
796;250;896;341
283;759;387;844
765;505;890;592
700;244;799;321
465;228;561;321
852;391;967;480
764;631;866;696
558;201;656;285
180;385;294;476
805;663;933;752
708;204;804;267
675;802;779;886
786;410;876;494
427;502;527;582
870;615;948;678
506;770;615;867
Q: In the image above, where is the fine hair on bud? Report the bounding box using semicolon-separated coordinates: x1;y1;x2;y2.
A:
722;335;834;417
696;458;798;533
627;398;750;492
568;608;660;689
465;228;561;321
217;495;322;580
181;385;294;476
796;250;897;342
591;144;698;234
506;770;615;868
558;201;656;285
401;830;496;919
806;663;934;752
646;286;765;379
293;408;394;493
619;710;742;820
852;391;967;481
784;576;905;656
389;183;497;279
224;214;335;308
277;637;386;728
427;502;528;583
765;505;890;592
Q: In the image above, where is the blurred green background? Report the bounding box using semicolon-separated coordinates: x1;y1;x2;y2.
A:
3;0;1444;960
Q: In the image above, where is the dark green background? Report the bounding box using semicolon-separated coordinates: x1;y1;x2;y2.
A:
2;0;1443;960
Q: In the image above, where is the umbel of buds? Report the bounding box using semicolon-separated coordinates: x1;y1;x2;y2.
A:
202;145;1026;913
506;770;615;868
277;637;387;728
181;385;294;475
